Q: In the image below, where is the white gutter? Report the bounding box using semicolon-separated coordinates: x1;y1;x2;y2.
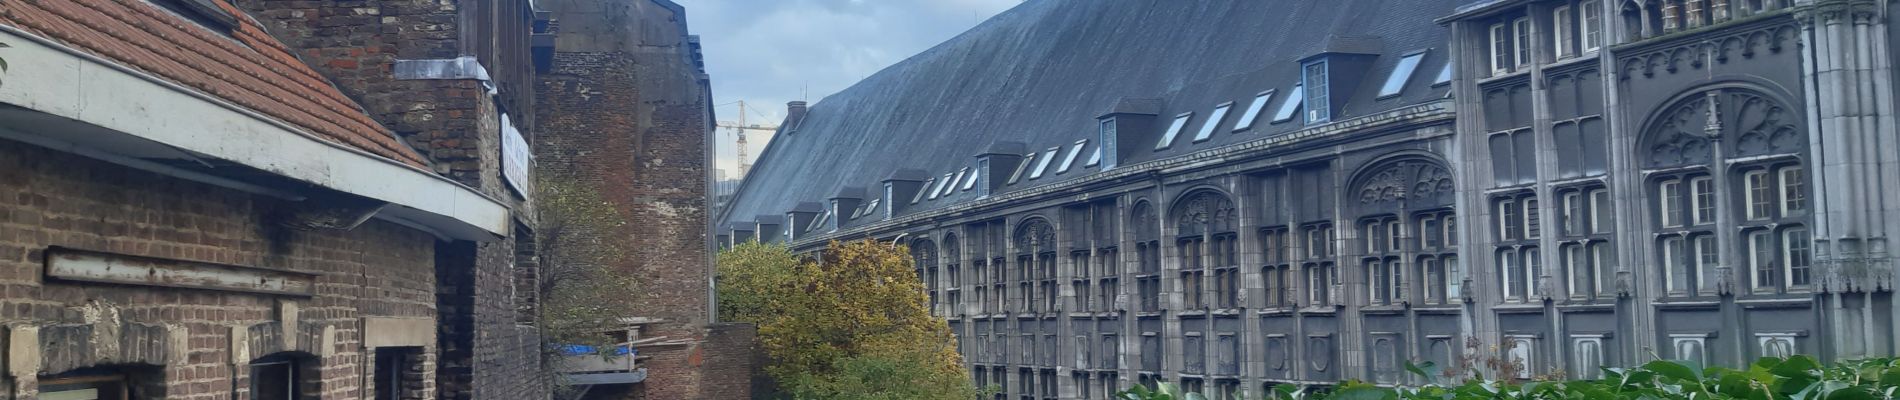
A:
0;28;510;239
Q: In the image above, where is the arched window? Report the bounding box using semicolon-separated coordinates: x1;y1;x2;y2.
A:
1014;218;1056;313
1352;158;1458;307
1173;190;1238;309
1641;88;1810;296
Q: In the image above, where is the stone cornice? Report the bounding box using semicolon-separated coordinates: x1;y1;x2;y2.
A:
789;100;1457;248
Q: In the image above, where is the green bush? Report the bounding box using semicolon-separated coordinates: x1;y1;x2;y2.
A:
1120;356;1900;400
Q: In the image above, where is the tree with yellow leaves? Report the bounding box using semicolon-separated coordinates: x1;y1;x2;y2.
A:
717;240;983;400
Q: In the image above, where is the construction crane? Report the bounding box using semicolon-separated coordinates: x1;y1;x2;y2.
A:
715;100;779;178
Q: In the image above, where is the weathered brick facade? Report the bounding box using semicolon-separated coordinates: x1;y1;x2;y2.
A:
237;1;550;399
0;139;441;399
534;0;750;398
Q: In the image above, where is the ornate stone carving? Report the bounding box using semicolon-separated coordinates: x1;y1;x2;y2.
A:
1643;87;1803;167
1174;191;1236;236
1619;21;1797;79
1014;219;1055;250
1355;160;1454;206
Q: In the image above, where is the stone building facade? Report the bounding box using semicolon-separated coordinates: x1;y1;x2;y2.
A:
717;0;1900;399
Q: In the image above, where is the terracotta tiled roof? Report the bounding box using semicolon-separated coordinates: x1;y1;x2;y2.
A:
0;0;430;168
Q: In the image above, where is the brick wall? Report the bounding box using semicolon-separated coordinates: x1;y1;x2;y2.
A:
236;0;498;189
0;138;437;399
236;2;549;399
534;0;756;389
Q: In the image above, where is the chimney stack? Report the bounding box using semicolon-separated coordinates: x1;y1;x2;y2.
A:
786;101;809;131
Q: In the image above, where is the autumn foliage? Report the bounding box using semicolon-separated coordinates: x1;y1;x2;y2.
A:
718;240;980;399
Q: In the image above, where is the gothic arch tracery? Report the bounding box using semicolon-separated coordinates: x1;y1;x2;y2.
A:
1640;86;1804;168
1172;189;1237;236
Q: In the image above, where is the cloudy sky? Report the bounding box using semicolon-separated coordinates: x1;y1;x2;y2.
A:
678;0;1021;180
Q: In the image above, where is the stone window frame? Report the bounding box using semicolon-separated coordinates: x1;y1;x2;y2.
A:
1414;209;1460;305
1259;226;1296;309
1360;215;1407;306
1492;190;1543;303
1300;222;1338;308
1554;184;1616;300
1132;201;1164;313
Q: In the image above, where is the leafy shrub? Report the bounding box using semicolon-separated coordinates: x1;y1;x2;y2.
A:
717;240;985;400
1121;356;1900;400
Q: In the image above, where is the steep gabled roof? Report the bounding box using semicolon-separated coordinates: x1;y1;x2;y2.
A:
722;0;1457;228
0;0;429;167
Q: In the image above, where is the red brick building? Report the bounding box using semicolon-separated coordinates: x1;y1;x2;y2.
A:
0;0;543;399
534;0;755;398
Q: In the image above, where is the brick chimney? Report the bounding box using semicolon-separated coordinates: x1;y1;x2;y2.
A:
785;101;809;132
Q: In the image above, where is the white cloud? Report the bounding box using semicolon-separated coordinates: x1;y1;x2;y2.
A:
678;0;1019;179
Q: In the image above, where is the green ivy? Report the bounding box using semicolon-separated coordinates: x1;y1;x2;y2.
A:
1118;357;1900;400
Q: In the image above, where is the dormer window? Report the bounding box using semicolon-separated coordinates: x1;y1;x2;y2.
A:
1029;147;1059;179
1378;51;1427;98
1232;91;1274;132
1155;113;1193;150
1272;84;1304;124
1191;103;1232;142
1057;140;1087;173
1301;61;1331;124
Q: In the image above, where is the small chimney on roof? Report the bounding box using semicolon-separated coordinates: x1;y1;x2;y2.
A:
785;101;810;132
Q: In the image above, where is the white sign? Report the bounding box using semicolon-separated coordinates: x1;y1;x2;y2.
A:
502;113;534;197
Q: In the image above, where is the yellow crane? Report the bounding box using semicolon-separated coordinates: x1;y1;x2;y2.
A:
715;100;779;178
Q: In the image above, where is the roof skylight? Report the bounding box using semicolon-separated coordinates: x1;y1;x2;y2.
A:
948;169;967;193
860;199;880;219
1008;153;1035;185
1191;103;1233;142
1057;140;1087;173
1378;52;1427;98
1233;91;1273;132
1434;62;1453;86
928;173;954;199
1153;113;1193;150
961;167;979;190
809;209;831;232
936;172;958;198
1271;84;1304;123
1085;146;1102;167
1029;147;1059;179
911;178;935;204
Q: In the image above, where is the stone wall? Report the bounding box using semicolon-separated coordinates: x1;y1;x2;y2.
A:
0;138;438;399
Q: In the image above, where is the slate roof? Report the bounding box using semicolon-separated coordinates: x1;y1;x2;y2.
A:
720;0;1457;230
0;0;430;167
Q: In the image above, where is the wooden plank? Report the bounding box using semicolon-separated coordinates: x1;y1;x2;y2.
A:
44;247;316;296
